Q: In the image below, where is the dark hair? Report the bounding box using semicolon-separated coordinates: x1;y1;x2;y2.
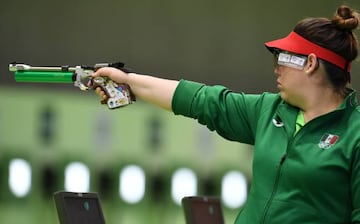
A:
293;5;359;94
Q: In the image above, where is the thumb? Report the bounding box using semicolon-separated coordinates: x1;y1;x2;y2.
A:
92;67;108;77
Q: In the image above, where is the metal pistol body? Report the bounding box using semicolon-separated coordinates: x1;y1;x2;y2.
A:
9;62;135;109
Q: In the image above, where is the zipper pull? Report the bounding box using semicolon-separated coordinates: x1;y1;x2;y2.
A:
280;153;287;164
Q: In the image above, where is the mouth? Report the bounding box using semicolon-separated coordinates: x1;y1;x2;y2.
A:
277;80;281;88
277;83;284;91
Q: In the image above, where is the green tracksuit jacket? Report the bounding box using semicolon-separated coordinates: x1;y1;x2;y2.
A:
171;80;360;223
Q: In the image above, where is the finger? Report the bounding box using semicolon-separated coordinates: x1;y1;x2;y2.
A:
95;87;103;94
87;79;93;87
92;67;108;77
92;68;102;77
94;87;103;97
92;71;99;78
100;92;107;99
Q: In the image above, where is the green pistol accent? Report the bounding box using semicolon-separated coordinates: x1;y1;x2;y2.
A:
14;71;74;83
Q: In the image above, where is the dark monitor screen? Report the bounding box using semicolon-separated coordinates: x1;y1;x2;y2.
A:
54;191;106;224
182;196;225;224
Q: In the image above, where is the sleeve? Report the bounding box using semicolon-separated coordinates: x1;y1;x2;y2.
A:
171;79;268;145
352;146;360;223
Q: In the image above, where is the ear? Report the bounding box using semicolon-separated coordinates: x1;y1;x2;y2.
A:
304;53;318;74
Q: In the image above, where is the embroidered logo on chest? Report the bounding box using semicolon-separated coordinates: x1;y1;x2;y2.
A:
318;134;339;149
272;118;284;127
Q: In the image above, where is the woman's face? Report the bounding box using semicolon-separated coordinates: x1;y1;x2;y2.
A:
273;51;309;106
275;66;306;102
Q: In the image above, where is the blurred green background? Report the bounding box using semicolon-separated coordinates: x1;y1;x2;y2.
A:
1;0;360;223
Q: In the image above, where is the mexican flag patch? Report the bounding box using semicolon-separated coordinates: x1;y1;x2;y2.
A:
318;134;339;149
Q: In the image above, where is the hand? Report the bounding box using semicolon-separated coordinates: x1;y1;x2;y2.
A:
90;67;178;111
89;67;129;103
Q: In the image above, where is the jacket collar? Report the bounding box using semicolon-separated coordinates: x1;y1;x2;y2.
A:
273;89;358;136
337;88;358;110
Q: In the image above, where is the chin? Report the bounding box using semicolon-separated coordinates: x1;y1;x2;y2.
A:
279;93;290;103
280;94;298;107
279;91;286;100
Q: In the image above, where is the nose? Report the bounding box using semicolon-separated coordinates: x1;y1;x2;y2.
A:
274;65;280;77
272;54;281;76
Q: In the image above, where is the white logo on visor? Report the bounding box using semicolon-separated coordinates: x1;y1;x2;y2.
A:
278;52;307;70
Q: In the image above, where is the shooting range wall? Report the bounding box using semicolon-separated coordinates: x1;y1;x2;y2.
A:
0;87;253;224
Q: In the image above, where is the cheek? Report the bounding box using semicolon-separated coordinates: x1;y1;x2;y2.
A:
288;77;301;86
281;69;303;84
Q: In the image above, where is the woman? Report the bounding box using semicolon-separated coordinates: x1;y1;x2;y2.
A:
92;5;360;223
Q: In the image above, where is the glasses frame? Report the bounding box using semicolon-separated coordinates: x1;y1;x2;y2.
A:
273;49;308;70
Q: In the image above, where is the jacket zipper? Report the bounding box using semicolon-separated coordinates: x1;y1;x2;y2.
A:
259;152;287;223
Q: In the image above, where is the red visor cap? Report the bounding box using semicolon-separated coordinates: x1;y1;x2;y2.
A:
265;31;350;72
